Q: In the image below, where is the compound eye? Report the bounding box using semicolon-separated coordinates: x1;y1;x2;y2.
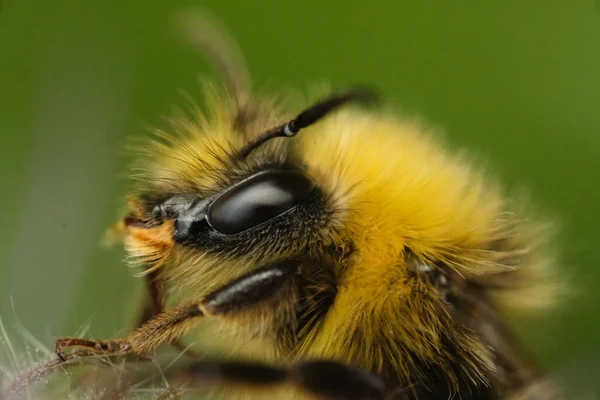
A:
208;170;314;234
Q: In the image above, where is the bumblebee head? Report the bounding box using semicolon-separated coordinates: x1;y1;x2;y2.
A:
121;89;375;285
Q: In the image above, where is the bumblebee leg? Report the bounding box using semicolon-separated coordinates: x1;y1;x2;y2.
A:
55;261;298;359
136;270;165;326
54;337;132;361
137;269;202;358
170;360;386;400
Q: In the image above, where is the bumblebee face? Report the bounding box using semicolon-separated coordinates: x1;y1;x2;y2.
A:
123;93;370;302
148;167;324;251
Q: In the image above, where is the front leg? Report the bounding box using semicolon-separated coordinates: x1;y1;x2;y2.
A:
55;260;299;359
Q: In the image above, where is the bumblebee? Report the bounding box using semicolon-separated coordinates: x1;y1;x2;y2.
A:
6;13;562;400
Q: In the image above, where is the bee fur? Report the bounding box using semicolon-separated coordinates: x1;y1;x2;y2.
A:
110;87;560;399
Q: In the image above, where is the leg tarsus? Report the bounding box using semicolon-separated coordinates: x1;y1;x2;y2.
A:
55;337;132;359
54;301;203;359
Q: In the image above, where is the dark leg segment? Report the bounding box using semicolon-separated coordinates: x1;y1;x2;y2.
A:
171;360;386;400
55;261;298;358
202;260;297;314
140;269;165;324
295;361;387;400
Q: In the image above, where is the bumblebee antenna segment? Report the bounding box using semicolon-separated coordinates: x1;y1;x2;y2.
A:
239;88;378;158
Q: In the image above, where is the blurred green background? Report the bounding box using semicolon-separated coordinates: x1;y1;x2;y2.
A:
1;0;599;396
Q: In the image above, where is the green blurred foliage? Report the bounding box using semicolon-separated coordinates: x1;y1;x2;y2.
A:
1;0;599;396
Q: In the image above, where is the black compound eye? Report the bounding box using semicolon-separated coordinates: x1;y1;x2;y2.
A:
208;170;314;235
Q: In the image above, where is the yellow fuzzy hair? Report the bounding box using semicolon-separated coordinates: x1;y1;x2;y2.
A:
119;87;561;398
